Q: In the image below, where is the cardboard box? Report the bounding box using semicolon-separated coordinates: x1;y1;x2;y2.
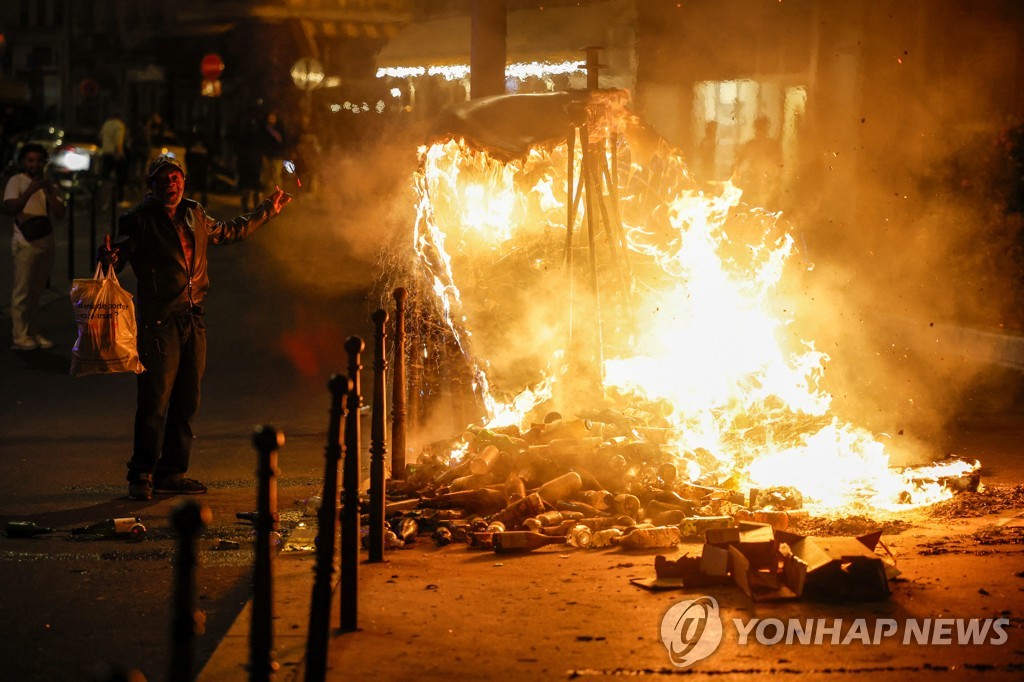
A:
774;530;895;601
728;543;807;601
700;544;731;576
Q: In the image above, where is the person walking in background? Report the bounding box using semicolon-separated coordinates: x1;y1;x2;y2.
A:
184;127;211;206
127;114;150;193
698;120;719;184
99;109;128;205
261;110;287;195
145;112;167;148
3;143;66;351
733;116;783;207
235;113;264;212
98;155;292;500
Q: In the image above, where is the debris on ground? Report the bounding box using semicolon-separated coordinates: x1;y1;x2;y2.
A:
791;515;912;537
927;484;1024;519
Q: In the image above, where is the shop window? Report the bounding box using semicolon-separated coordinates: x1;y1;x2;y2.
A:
692;79;805;189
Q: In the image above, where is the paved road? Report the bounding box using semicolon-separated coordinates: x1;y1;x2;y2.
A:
0;190;384;681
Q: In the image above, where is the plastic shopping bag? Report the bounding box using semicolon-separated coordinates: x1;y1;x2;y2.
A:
70;264;145;376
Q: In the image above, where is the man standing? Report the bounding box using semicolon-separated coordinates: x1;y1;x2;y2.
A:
100;155;291;500
733;116;783;207
99;110;128;204
4;143;66;350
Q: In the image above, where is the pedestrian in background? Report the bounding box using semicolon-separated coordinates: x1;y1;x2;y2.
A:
261;109;287;195
98;155;292;501
185;127;211;206
733;116;783;207
99;109;128;205
235;113;264;212
698;120;719;184
3;143;66;351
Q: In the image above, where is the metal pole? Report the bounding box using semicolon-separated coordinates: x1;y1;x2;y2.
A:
305;375;350;682
89;182;97;266
391;288;408;479
580;124;605;389
470;0;507;99
563;128;577;270
368;310;389;562
109;179;117;236
251;425;283;681
584;46;603;91
406;295;421;444
168;500;210;682
66;178;76;280
341;336;364;632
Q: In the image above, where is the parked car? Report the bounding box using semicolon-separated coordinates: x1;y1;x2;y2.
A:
49;141;103;193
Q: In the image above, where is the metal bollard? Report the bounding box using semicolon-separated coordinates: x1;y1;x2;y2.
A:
406;295;422;446
169;500;211;682
368;310;389;563
305;374;350;682
341;337;364;632
391;288;408;480
251;425;283;681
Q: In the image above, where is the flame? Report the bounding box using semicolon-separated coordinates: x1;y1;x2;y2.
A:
409;108;979;515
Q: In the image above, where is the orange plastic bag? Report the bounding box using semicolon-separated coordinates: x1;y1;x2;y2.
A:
70;264;145;376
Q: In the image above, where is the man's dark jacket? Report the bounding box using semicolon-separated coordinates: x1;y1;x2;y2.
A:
114;196;273;323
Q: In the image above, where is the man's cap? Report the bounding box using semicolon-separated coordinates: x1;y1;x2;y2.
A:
147;155;185;179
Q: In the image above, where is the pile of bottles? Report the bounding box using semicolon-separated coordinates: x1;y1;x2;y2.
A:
373;410;810;554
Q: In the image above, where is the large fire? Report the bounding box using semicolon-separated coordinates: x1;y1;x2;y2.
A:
408;94;978;518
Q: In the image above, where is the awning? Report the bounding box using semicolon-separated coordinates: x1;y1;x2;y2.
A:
427;91;581;160
377;0;636;71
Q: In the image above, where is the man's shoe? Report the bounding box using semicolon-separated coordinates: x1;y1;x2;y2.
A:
128;475;154;501
154;476;207;495
11;338;38;351
35;335;55;350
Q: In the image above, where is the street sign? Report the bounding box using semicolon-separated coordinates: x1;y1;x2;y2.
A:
291;57;325;91
201;53;225;80
79;79;99;98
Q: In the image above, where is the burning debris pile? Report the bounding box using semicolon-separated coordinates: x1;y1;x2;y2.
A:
376;90;983;563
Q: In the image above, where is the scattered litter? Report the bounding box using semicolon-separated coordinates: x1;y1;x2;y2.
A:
928;484;1024;519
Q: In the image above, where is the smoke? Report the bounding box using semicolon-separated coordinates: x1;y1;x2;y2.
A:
248;117;430;302
247;117;428;381
629;0;1024;464
775;21;1023;461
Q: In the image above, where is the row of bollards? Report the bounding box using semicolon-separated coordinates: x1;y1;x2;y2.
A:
167;288;412;681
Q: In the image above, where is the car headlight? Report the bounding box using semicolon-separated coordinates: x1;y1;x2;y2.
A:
51;147;92;172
